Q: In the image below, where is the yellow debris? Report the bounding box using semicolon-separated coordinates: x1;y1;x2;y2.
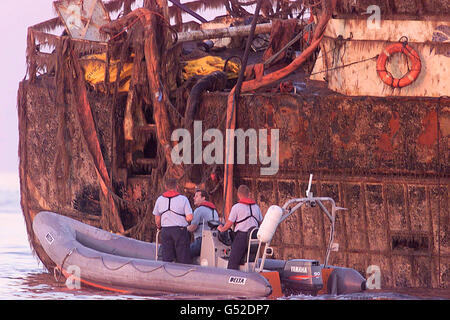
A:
80;53;133;93
182;56;240;80
81;54;240;92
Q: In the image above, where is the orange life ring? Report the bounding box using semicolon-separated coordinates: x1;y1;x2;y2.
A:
376;42;422;88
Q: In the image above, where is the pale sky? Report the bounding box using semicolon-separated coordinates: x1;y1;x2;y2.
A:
0;1;55;175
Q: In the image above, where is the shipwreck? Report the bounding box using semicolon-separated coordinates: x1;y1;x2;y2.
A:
18;0;449;293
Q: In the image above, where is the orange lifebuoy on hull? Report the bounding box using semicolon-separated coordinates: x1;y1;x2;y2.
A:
376;42;422;88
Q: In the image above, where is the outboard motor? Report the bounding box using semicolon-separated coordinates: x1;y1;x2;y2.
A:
280;259;323;295
326;266;366;295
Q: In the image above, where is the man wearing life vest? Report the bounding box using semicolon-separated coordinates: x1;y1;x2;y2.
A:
153;178;193;264
218;185;263;270
187;189;219;258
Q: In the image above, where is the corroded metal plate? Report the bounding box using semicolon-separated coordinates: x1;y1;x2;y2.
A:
54;0;110;42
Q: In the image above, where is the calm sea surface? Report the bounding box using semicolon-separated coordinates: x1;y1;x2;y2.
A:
0;187;448;300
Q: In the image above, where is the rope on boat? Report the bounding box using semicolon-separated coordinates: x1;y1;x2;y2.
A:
310;55;379;75
162;264;198;278
53;267;62;283
57;247;198;280
53;248;75;283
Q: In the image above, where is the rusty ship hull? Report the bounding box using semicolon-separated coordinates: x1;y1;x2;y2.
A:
18;0;449;293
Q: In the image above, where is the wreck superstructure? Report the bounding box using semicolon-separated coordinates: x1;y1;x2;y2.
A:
18;0;448;292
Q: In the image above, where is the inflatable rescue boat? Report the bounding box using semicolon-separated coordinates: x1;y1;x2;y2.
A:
32;176;366;297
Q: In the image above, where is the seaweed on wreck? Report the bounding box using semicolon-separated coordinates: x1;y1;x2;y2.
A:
19;0;335;245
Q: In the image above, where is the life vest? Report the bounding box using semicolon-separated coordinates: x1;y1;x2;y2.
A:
234;198;261;228
162;190;180;198
198;201;218;225
160;190;186;217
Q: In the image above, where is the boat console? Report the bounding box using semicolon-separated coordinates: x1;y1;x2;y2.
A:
158;175;366;295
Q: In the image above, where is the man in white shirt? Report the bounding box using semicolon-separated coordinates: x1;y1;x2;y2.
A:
187;189;219;258
153;178;193;264
218;185;262;270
